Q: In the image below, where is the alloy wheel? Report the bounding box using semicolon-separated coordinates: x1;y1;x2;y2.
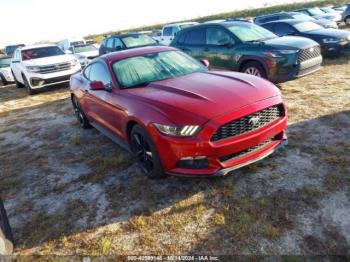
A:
244;67;261;77
132;133;154;174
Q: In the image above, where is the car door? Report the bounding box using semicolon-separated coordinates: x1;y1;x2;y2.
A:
10;49;22;82
175;28;206;60
83;62;125;138
202;26;237;70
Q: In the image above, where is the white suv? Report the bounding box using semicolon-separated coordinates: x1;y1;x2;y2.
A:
0;56;14;85
160;22;198;45
11;44;81;95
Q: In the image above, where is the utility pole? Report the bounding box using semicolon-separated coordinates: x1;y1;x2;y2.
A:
0;197;13;255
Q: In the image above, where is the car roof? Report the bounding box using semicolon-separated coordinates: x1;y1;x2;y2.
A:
100;46;177;63
20;44;58;51
262;18;310;25
110;33;146;38
164;22;198;27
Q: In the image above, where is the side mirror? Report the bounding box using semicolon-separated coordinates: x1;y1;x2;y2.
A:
219;38;232;48
65;50;73;54
90;81;105;91
200;59;210;68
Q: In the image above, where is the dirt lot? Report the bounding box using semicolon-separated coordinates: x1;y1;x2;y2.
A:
0;51;349;257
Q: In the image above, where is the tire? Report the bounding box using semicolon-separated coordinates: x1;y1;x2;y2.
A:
12;71;24;88
71;95;91;129
0;74;8;86
130;125;165;179
22;74;36;95
241;61;267;79
345;16;350;26
0;198;14;255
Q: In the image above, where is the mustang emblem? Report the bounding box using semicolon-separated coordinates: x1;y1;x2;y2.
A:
248;116;260;126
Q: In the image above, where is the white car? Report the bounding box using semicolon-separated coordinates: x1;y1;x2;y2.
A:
10;44;81;95
58;38;86;52
0;56;14;85
159;22;198;45
68;44;99;68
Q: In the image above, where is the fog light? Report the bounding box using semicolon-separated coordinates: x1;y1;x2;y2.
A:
176;156;208;169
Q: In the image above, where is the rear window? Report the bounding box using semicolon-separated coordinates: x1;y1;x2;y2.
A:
120;35;156;48
21;46;65;60
184;29;206;45
294;21;322;32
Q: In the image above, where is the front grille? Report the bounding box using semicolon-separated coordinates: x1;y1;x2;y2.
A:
38;62;72;74
219;138;274;162
297;46;321;64
211;104;284;142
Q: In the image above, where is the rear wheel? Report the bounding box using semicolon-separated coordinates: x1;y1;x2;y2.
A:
345;16;350;25
22;74;36;95
130;125;165;179
71;95;91;129
241;61;267;79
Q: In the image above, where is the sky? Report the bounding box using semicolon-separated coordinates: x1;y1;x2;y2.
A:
0;0;310;48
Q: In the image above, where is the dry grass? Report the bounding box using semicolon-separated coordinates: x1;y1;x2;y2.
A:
0;36;350;256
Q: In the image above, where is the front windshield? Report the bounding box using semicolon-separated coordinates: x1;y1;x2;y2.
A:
121;35;157;48
228;24;277;42
0;58;11;68
292;13;314;21
22;46;65;60
74;44;97;53
308;8;325;16
112;50;205;88
322;7;334;13
294;21;323;32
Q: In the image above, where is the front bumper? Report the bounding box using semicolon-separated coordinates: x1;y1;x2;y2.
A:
27;65;81;89
321;41;350;54
150;97;288;177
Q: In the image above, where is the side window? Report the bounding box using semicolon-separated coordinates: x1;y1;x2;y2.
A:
101;39;107;47
184;29;206;45
113;38;124;49
84;64;92;79
274;23;295;36
106;38;114;49
163;27;173;36
206;28;231;45
177;32;187;44
88;63;112;85
262;24;275;33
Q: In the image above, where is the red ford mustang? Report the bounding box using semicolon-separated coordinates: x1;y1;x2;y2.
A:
70;46;288;178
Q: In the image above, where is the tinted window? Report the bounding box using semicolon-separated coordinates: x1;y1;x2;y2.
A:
184;29;206;45
120;35;156;48
114;38;124;49
163;27;174;36
106;38;114;48
177;32;187;44
206;28;231;45
21;46;64;60
84;64;91;78
88;63;111;85
262;24;275;33
228;24;277;42
294;21;322;32
273;23;295;36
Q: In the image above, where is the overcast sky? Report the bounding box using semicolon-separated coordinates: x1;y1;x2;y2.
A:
0;0;311;48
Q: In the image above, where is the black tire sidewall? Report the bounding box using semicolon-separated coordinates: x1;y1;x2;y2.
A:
72;96;91;129
242;61;267;79
22;74;35;95
130;125;165;179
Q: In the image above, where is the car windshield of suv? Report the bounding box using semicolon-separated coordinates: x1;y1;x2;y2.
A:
121;35;157;48
228;24;277;42
22;46;65;61
112;50;206;88
74;44;97;53
292;13;314;21
308;8;325;16
294;21;323;32
0;58;11;68
322;7;335;13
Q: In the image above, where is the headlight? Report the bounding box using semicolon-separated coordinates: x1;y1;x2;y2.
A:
263;50;297;58
70;59;79;66
322;38;340;43
153;124;200;137
26;66;41;73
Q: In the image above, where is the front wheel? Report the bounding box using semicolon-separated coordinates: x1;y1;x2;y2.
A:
345;16;350;25
241;61;267;79
130;125;165;179
22;74;36;95
12;71;24;88
71;95;91;129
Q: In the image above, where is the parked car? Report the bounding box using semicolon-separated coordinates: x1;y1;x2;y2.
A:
294;7;342;24
4;44;25;56
341;4;350;25
68;44;99;68
261;20;350;55
99;33;158;55
70;46;288;178
10;44;81;95
170;21;322;83
254;12;338;29
159;22;198;45
320;6;343;15
0;197;13;255
58;38;86;52
0;56;14;85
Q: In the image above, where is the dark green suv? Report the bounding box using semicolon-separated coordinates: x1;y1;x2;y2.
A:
170;21;322;82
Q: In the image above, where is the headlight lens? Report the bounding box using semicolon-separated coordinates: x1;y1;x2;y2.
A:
70;59;79;66
153;124;200;137
322;38;340;43
263;50;297;58
26;66;41;73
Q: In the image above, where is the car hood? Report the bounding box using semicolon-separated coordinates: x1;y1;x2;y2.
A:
0;66;11;73
304;28;350;39
124;71;281;125
263;36;318;49
75;50;99;59
22;54;76;66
